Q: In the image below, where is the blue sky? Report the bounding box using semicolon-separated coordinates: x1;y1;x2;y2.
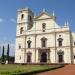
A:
0;0;75;56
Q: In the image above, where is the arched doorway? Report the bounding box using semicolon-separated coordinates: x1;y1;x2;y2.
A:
57;50;64;63
40;52;47;62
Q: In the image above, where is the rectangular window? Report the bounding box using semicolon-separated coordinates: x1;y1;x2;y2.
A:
20;56;21;60
27;40;31;48
42;40;46;47
42;23;46;32
18;44;21;49
57;38;63;47
59;41;62;47
28;43;31;48
74;42;75;45
20;27;23;34
74;56;75;59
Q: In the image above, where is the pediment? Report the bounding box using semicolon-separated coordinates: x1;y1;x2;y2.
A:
35;12;52;20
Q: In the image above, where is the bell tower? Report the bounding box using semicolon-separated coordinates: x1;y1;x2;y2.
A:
16;8;34;36
15;8;34;63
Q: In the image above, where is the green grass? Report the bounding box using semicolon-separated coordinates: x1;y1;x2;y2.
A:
0;64;64;75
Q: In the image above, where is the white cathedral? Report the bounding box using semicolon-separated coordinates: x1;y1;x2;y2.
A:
15;8;75;64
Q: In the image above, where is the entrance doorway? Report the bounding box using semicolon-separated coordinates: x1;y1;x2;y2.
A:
58;54;63;63
57;50;64;63
27;52;32;63
40;52;47;62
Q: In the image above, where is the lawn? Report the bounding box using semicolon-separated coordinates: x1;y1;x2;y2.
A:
0;64;64;75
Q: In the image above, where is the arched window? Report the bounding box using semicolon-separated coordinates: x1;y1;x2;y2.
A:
20;27;23;34
42;23;46;32
21;14;24;20
57;38;63;47
41;37;47;47
27;40;31;48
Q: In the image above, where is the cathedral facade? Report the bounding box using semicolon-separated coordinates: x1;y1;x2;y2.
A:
15;8;75;64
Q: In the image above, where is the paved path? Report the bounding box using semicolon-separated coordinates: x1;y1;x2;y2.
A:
36;65;75;75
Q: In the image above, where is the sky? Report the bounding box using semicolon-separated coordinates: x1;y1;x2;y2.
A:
0;0;75;56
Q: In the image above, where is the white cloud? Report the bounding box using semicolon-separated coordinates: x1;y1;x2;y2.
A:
10;18;16;23
0;18;3;23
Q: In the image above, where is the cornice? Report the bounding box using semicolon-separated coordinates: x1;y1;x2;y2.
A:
16;30;70;38
19;46;70;50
